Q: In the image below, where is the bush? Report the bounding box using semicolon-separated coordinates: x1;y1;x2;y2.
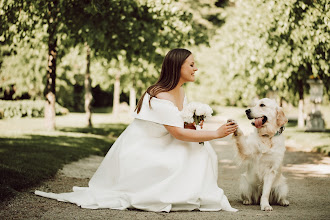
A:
0;100;69;119
314;145;330;157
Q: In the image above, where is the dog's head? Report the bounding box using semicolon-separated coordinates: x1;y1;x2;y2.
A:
245;98;288;136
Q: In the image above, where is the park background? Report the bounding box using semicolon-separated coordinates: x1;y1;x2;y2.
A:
0;0;329;213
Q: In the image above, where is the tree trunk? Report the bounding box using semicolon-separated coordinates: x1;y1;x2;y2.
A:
45;0;58;131
279;96;283;107
129;87;136;113
129;75;136;113
297;79;304;128
112;72;120;117
84;43;93;127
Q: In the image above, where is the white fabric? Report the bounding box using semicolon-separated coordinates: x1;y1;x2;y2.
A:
35;93;237;212
132;93;185;127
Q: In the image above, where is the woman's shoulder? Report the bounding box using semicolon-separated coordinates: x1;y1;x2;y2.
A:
156;88;185;102
156;92;173;101
133;91;184;128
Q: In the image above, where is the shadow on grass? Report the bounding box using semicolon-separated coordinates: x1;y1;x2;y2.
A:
0;123;128;202
57;123;127;137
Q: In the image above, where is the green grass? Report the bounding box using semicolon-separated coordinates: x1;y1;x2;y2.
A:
285;119;330;154
0;113;129;201
285;103;330;153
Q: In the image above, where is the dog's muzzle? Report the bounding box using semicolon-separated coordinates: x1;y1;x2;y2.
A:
251;116;268;128
245;109;253;120
246;109;268;128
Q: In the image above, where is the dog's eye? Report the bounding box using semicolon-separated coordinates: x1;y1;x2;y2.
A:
260;104;265;107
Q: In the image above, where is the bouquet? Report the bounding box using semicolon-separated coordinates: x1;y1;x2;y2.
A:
181;102;213;145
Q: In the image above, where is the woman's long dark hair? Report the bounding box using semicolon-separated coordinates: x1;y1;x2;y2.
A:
135;48;192;114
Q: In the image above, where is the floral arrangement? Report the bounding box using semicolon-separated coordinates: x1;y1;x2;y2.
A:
181;102;213;144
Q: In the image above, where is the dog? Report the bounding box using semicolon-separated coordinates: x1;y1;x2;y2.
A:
229;98;289;211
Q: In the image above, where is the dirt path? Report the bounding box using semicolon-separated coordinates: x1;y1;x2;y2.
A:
1;121;330;220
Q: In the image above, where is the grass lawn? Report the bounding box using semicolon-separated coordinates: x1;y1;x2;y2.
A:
285;120;330;156
0;112;131;201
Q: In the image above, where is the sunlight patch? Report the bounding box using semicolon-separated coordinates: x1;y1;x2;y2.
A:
284;163;330;178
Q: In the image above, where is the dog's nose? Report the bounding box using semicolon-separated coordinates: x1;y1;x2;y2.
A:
245;109;251;114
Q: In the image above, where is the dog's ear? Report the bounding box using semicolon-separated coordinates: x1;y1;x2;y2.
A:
276;107;288;127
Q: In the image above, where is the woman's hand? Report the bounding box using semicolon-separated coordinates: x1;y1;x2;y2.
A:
165;120;235;142
216;122;238;138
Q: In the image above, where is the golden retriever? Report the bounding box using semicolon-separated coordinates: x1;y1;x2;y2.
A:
229;98;289;211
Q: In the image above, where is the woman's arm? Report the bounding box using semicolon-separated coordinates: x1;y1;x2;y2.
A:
164;122;238;142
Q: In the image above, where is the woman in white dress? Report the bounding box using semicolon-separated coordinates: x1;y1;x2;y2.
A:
35;48;238;212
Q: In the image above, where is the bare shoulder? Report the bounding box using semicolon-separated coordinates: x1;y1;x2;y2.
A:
156;92;173;101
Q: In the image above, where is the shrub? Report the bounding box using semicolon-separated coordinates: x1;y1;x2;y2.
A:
0;100;69;119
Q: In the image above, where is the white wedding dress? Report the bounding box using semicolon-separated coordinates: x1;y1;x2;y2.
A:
35;93;237;212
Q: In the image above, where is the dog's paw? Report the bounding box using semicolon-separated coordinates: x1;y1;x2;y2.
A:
232;127;243;137
242;200;252;205
227;119;238;126
261;205;273;211
279;199;289;206
227;119;241;136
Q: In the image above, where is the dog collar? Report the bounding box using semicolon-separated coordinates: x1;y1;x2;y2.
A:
274;126;285;136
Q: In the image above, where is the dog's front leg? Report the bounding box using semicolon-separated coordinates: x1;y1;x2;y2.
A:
232;127;251;159
260;171;276;211
227;119;249;159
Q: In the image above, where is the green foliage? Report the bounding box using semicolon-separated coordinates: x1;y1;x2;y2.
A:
1;0;64;49
1;0;213;112
56;46;86;111
251;0;330;101
0;100;68;119
65;0;213;96
59;0;211;65
190;0;329;106
0;38;47;99
3;0;327;109
0;42;85;110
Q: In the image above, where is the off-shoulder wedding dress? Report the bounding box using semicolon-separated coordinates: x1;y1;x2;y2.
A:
35;93;237;212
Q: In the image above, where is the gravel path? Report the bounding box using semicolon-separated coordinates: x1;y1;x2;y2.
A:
1;120;330;220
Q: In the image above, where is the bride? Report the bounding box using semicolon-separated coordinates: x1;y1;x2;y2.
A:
35;48;238;212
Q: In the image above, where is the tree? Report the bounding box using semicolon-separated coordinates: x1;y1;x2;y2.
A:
262;0;330;127
185;0;260;106
1;0;210;129
60;0;213;121
0;38;47;100
1;0;78;130
84;43;92;127
236;0;330;127
197;0;329;112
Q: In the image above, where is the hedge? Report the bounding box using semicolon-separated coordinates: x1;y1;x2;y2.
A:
0;100;69;119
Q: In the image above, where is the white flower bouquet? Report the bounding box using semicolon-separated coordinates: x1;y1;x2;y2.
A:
181;102;213;144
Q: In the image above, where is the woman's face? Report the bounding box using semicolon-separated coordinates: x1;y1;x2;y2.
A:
180;54;198;83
